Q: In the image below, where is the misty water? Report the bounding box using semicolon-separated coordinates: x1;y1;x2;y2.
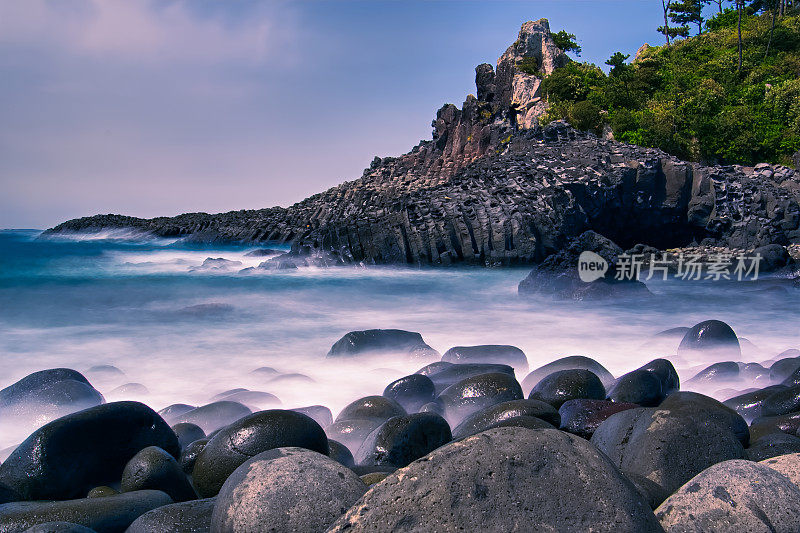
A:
1;229;798;453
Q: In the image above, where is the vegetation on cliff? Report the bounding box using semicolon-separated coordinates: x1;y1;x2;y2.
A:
540;7;800;166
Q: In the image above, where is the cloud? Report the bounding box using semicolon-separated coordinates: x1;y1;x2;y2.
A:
0;0;299;66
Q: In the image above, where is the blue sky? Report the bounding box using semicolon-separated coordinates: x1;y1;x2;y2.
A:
1;0;673;229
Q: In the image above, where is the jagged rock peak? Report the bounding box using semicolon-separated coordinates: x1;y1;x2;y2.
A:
500;19;568;77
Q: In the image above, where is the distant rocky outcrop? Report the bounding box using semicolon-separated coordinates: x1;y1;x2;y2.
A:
45;20;800;266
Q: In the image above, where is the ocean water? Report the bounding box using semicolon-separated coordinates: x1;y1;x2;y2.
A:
0;229;798;451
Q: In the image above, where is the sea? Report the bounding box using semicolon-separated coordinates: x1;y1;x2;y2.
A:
1;228;798;452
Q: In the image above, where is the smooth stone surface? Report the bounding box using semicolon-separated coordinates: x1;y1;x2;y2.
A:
750;411;800;442
479;415;555;432
528;369;606;409
625;472;672;510
686;361;740;385
0;484;20;505
210;448;367;533
327;439;355;468
760;453;800;488
771;357;800;382
329;428;662;532
121;446;196;502
0;490;172;533
424;363;515;394
521;356;615;394
0;369;104;422
442;345;529;372
437;372;523;425
326;329;438;359
86;487;117;499
723;385;787;423
334;396;406;424
591;407;747;495
762;385;800;417
171;423;205;450
655;459;800;532
354;413;452;468
164;402;252;434
451;399;560;440
660;391;750;446
0;401;179;501
179;439;208;475
677;320;741;359
213;390;280;408
382;375;436;413
324;419;384;455
637;359;680;395
558;399;639;439
747;433;800;462
608;370;665;406
414;362;453;376
290;405;333;428
192;410;328;498
22;523;96;533
125;498;214;533
157;404;195;420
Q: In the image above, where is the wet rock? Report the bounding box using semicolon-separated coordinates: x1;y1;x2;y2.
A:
126;498;214;533
171;423;205;450
660;391;750;446
290;405;333;428
747;433;800;461
637;359;680;395
326;329;439;359
121;446;196;502
451;399;560;440
324;419;384;456
22;523;96;533
754;243;792;272
686;361;740;385
655;460;800;532
191;410;328;497
425;363;515;394
442;345;529;372
0;490;172;533
760;453;800;488
414;361;453;376
354;413;452;468
481;415;555;432
608;369;664;406
335;396;406;423
625;472;671;510
211;390;280;408
558;399;638;439
528;369;606;409
165;401;252;434
723;385;786;422
591;407;747;495
761;385;800;417
211;447;367;533
739;362;769;381
0;401;179;501
179;439;208;475
522;356;615;393
678;320;741;359
0;368;104;422
772;357;800;382
158;404;195;420
329;428;662;532
86;487;117;498
438;372;523;425
382;374;436;413
783;368;800;387
0;483;20;505
750;411;800;441
327;439;354;468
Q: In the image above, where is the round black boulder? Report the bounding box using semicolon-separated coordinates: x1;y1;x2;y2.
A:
334;396;406;423
660;391;750;446
165;401;252;434
290;405;333;428
522;356;615;393
747;432;800;461
121;446;196;502
451;399;560;440
722;385;786;423
773;357;800;382
354;413;452;468
528;369;606;409
171;423;205;450
382;374;436;413
425;363;515;394
191;409;328;497
442;345;529;372
327;439;355;468
324;418;384;455
637;358;680;395
686;361;740;384
22;523;96;533
608;369;665;407
437;372;523;425
761;385;800;417
558;399;639;439
678;320;741;359
126;497;214;533
179;439;207;475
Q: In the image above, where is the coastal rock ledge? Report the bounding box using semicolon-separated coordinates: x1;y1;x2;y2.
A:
45;20;800;266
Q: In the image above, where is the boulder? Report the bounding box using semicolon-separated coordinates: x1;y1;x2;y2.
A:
191;410;327;498
21;523;96;533
121;446;196;502
678;320;741;359
686;361;740;385
441;345;528;372
290;405;332;428
86;487;117;499
324;419;384;456
558;399;638;439
437;372;523;425
179;439;207;475
0;490;172;533
522;356;615;393
334;396;406;424
528;369;606;409
607;369;664;406
0;369;104;422
637;359;680;395
210;448;367;533
163;402;252;434
660;391;750;446
761;385;800;417
354;413;452;468
747;433;800;462
158;404;195;420
326;329;438;359
771;357;800;382
750;411;800;442
451;399;560;440
655;460;800;532
327;440;354;468
760;453;800;488
0;401;179;501
329;428;662;532
382;375;436;413
423;363;515;394
171;423;205;450
723;385;786;422
125;498;214;533
591;407;747;495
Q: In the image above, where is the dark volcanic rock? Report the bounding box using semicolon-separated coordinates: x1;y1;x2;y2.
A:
164;401;252;434
335;396;406;423
329;427;662;532
382;374;436;413
21;523;96;533
354;413;452;468
607;369;665;407
158;404;195;420
211;448;367;533
451;399;560;440
655;460;800;532
750;411;800;442
424;363;515;394
761;385;800;417
678;320;741;359
178;439;207;475
660;391;750;446
0;490;172;533
327;439;355;468
324;419;384;456
120;446;196;502
771;357;800;382
528;369;606;409
522;356;615;393
437;372;524;425
290;405;333;428
326;329;438;359
441;345;529;372
686;361;741;385
0;368;104;422
558;399;639;439
171;423;205;450
747;432;800;461
191;410;328;498
637;358;680;395
0;401;179;501
125;498;214;533
591;407;747;495
723;385;786;423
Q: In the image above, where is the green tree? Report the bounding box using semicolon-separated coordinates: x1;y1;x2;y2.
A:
605;52;632;76
670;0;705;34
552;30;582;56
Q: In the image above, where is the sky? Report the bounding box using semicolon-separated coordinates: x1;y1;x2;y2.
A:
0;0;673;229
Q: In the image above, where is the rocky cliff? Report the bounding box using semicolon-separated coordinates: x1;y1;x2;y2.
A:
45;20;800;266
